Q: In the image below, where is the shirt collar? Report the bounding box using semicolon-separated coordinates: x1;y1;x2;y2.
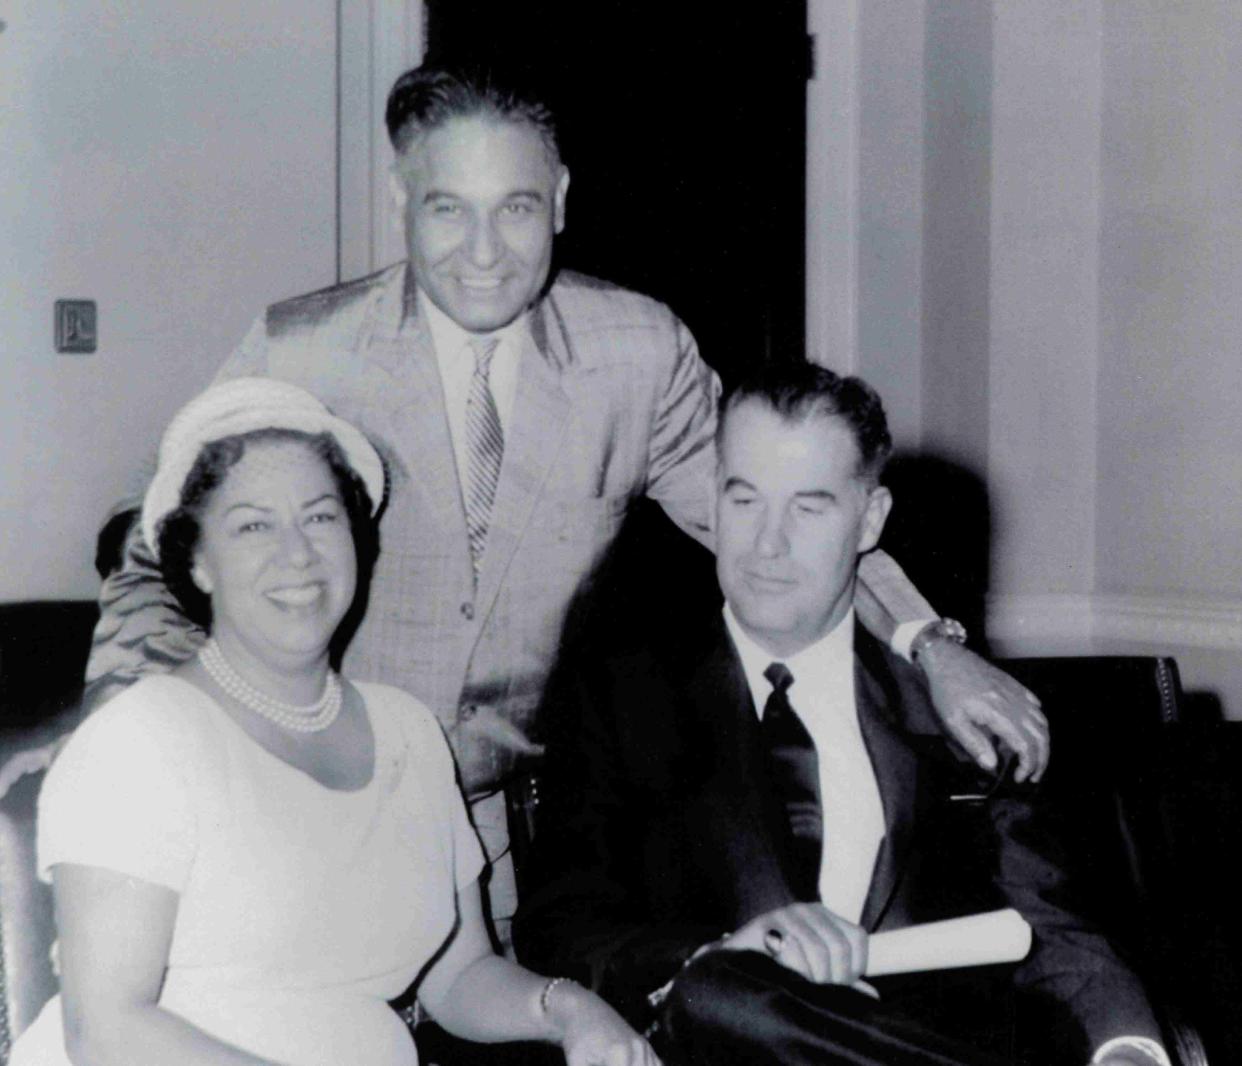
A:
416;286;531;360
723;601;855;705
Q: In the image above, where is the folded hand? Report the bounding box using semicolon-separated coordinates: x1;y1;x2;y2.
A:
722;903;868;987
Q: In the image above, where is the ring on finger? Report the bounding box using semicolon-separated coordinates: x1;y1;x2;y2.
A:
763;928;785;956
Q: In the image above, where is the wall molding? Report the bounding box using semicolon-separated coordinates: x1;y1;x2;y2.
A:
987;592;1242;653
338;0;425;283
805;0;860;373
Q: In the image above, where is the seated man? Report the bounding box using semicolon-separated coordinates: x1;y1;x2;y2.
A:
514;364;1167;1066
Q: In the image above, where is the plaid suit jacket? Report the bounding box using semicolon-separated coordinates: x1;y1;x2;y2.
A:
86;264;718;793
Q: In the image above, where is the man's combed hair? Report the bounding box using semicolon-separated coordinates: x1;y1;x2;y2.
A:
385;65;560;164
719;362;893;484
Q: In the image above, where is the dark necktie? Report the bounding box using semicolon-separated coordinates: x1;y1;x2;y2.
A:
761;662;823;902
464;337;503;580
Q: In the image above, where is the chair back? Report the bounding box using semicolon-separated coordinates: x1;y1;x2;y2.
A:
0;768;55;1063
0;600;98;1062
999;656;1212;1066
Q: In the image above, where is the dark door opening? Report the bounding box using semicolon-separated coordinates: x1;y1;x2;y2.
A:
424;0;809;384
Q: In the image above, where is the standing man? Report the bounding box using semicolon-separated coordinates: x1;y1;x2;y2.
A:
514;364;1167;1065
80;67;1044;939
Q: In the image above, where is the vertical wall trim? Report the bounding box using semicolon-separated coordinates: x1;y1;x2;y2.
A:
338;0;424;282
805;1;860;372
335;0;343;283
920;0;992;469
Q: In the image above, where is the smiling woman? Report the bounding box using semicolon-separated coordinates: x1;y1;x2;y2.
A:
9;379;659;1066
162;432;365;680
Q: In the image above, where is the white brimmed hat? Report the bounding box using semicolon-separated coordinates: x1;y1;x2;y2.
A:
141;377;385;559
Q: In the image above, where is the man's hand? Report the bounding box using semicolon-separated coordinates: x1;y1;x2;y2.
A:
718;903;867;987
917;638;1049;783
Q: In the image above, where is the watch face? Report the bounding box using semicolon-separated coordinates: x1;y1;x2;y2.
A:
939;618;969;643
912;619;968;661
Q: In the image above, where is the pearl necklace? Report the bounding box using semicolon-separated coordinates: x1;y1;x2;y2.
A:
200;639;342;733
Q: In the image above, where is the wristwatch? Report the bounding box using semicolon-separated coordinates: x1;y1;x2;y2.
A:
909;618;968;663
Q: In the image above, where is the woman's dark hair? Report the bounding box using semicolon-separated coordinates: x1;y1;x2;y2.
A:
157;428;378;634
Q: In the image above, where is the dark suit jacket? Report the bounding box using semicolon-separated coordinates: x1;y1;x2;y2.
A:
513;610;1162;1060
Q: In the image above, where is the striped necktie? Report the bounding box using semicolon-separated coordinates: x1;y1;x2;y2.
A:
464;337;503;578
761;661;823;902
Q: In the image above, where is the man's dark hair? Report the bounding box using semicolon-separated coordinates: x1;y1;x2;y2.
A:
156;428;378;631
385;65;560;164
718;362;893;485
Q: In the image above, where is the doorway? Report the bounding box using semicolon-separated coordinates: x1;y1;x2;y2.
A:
424;0;809;383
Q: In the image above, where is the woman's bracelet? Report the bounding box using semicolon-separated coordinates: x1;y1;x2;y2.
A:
539;975;579;1015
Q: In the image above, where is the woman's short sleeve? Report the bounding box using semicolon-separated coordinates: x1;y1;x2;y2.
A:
37;682;197;892
382;689;485;891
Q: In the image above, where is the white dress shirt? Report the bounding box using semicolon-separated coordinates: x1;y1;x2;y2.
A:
420;290;526;499
724;604;887;925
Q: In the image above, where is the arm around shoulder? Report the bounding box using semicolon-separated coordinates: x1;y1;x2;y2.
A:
85;513;204;697
644;313;720;550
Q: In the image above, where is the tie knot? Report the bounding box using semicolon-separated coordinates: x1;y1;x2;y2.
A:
764;661;794;694
468;337;500;377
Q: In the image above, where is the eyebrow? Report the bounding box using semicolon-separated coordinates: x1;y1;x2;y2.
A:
301;493;340;510
223;493;339;516
224;502;272;516
420;189;547;205
721;477;837;503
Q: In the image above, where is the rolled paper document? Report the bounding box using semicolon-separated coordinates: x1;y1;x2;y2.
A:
865;908;1032;977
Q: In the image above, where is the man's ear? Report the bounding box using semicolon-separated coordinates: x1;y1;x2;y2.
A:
553;166;570;233
388;167;410;229
858;485;893;555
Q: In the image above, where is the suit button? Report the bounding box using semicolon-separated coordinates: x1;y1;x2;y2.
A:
460;703;477;721
460;602;474;620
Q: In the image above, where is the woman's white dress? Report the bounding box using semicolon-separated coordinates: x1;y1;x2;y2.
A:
11;674;483;1065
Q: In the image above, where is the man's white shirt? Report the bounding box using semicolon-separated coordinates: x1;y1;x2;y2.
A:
724;604;887;925
421;290;525;498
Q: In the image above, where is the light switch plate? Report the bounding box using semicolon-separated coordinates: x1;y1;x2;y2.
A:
55;299;97;353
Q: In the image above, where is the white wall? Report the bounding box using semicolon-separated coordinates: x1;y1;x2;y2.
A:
919;0;992;470
856;0;925;450
811;1;1242;713
986;0;1242;711
1094;0;1242;703
0;0;338;600
1098;1;1242;598
987;2;1101;599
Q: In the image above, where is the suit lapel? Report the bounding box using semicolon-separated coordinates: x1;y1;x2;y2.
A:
367;269;470;543
855;627;922;930
675;618;926;931
679;618;799;926
473;300;573;616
